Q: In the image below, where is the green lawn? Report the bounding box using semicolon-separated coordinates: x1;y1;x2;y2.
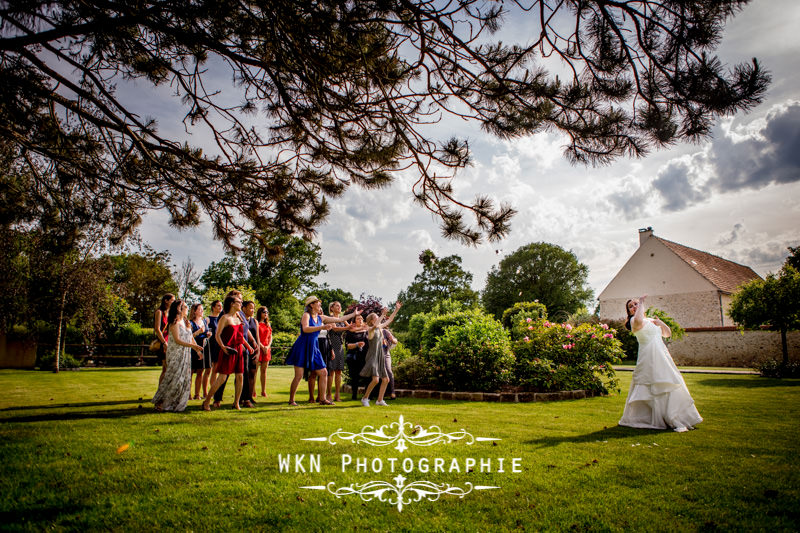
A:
1;367;798;532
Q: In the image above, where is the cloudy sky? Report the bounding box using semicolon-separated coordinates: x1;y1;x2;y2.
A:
139;0;800;306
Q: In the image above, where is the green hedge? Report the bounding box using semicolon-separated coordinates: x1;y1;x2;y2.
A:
428;313;513;392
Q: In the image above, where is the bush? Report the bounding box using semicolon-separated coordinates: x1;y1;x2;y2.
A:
389;341;412;366
646;307;685;342
512;318;622;393
37;351;83;371
605;319;638;361
428;313;514;392
405;312;431;353
105;323;154;345
393;354;436;389
502;301;548;332
420;310;483;353
270;331;298;364
755;359;800;378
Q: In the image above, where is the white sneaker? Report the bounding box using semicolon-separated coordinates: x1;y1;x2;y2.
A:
376;400;388;406
361;398;370;407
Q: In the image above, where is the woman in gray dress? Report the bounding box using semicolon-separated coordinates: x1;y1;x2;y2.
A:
359;302;401;406
152;300;203;412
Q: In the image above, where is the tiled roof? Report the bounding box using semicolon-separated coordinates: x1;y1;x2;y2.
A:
656;237;762;293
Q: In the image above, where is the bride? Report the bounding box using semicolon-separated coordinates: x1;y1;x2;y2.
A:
619;295;702;432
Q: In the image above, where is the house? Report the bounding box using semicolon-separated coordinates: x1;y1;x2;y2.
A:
598;228;761;328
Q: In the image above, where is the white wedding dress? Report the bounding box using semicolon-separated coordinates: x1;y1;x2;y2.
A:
619;319;702;431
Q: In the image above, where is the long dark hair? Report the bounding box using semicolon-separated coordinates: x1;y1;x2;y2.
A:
158;293;175;312
167;299;184;325
256;306;269;324
624;299;634;331
223;295;237;314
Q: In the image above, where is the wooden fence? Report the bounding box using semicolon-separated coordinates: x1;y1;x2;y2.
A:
39;343;293;367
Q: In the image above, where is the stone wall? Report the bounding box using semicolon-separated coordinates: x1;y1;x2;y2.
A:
668;328;800;367
600;291;724;328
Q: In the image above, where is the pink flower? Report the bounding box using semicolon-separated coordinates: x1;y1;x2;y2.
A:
562;343;575;349
526;318;532;323
523;336;530;342
565;324;573;331
591;334;597;339
528;325;533;330
600;323;609;329
603;333;613;339
566;334;572;338
543;321;551;327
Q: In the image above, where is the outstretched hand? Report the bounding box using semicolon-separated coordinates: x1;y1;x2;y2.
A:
354;307;363;316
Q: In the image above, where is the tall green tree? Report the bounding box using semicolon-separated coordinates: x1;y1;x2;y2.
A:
395;250;479;330
200;232;326;331
1;1;769;246
729;265;800;366
482;242;593;320
108;248;179;327
315;284;356;313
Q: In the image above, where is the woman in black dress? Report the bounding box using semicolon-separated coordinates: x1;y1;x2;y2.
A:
345;314;369;400
189;303;212;399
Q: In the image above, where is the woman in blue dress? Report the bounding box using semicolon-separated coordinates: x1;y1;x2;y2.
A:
285;295;361;406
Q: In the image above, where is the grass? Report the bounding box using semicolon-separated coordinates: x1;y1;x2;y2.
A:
0;367;798;532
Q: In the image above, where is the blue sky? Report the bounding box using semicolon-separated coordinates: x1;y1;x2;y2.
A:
138;0;800;305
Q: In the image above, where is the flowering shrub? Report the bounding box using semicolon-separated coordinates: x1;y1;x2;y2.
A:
502;301;548;333
428;314;514;392
512;318;623;393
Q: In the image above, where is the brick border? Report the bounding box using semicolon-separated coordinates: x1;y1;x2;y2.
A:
341;385;597;403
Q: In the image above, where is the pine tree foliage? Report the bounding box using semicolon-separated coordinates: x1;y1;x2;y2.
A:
0;1;769;245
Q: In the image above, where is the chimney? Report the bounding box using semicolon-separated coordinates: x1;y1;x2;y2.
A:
638;226;653;246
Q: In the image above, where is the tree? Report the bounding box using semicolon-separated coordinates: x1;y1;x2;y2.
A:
1;1;769;247
199;256;248;290
315;284;356;313
728;265;800;367
108;248;179;326
174;257;201;302
395;249;479;330
1;227;113;370
199;232;326;331
482;242;593;320
785;246;800;271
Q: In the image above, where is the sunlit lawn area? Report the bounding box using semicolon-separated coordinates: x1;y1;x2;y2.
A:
1;366;798;531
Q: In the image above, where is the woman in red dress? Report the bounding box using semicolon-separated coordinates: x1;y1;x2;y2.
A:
256;306;272;398
202;295;246;411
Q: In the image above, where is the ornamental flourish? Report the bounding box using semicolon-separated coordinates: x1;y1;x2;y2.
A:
301;414;500;453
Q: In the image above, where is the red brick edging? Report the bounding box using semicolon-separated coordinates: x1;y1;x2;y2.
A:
341;385;598;402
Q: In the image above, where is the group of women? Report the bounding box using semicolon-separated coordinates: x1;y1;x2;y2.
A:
283;296;401;407
151;291;273;412
153;288;702;435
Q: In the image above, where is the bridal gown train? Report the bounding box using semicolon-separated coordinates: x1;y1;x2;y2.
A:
619;319;702;431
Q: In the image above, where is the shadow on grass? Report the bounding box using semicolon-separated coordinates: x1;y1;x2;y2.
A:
1;399;149;412
525;425;671;448
0;406;158;423
695;378;800;388
0;399;377;423
0;505;88;529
